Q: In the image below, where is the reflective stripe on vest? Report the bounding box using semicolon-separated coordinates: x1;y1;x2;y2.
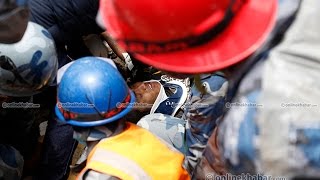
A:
89;148;151;180
78;122;190;180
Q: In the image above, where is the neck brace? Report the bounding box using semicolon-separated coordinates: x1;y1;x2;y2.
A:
150;80;188;116
143;80;168;114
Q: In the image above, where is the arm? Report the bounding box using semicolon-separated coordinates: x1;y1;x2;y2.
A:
66;35;93;59
184;74;228;173
101;31;125;62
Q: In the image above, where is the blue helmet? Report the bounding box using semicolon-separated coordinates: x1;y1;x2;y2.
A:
55;57;135;127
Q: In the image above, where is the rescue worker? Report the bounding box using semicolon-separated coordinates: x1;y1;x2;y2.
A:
28;0;107;178
0;21;58;179
28;0;103;66
99;0;320;179
56;56;190;180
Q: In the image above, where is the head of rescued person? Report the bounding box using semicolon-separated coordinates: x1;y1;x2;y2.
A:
130;79;189;117
55;56;191;180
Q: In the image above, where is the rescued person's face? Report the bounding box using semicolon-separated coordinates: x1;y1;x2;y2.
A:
131;81;161;112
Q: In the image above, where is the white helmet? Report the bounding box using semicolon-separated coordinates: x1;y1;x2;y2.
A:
0;21;58;96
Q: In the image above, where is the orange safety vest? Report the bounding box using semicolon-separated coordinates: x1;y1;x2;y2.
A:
78;122;190;180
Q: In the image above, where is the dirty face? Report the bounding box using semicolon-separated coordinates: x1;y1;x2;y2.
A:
131;81;161;112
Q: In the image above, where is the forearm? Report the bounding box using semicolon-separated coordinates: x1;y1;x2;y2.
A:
101;31;125;61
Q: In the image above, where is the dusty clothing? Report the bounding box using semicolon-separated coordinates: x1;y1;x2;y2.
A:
258;0;320;177
184;74;228;173
137;113;186;153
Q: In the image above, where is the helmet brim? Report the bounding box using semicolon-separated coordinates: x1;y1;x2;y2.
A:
101;0;277;73
55;90;136;127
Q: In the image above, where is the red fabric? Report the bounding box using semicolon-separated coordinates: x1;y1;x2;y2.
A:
58;93;131;120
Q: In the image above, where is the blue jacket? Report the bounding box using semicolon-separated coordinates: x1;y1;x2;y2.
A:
28;0;103;65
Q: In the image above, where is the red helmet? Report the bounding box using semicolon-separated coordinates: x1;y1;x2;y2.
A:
99;0;277;73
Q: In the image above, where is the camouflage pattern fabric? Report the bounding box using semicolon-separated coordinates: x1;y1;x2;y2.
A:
184;74;228;174
137;113;186;154
217;60;266;175
194;0;320;179
258;0;320;177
